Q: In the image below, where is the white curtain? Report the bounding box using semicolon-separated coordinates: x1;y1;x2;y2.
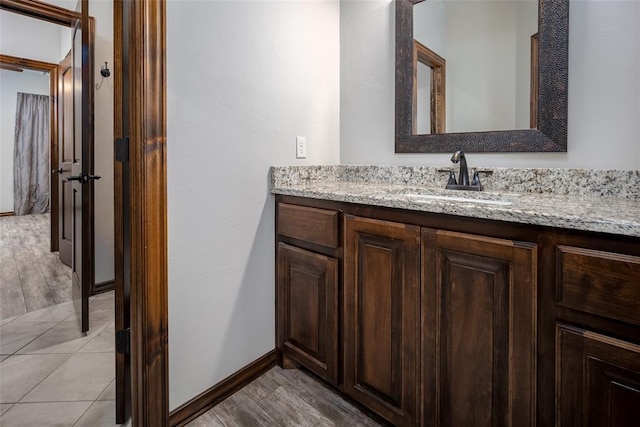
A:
13;92;50;215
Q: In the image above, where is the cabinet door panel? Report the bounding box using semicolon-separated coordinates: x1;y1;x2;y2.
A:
422;229;537;427
557;324;640;427
344;216;420;427
277;243;338;384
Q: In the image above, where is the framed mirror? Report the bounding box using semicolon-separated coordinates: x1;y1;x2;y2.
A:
395;0;568;153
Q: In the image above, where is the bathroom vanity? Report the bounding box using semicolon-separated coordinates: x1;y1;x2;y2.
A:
272;166;640;427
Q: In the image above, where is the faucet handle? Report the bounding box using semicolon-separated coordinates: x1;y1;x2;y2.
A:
472;168;493;175
471;171;482;187
447;170;458;186
470;169;493;190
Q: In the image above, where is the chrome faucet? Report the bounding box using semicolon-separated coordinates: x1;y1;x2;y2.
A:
451;150;469;186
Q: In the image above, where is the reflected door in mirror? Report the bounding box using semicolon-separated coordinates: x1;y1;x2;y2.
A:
413;0;537;134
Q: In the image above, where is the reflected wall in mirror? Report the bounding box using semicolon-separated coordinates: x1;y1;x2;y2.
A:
396;0;569;153
414;0;537;134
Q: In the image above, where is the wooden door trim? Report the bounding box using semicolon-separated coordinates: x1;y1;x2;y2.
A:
113;1;128;422
115;1;169;425
0;54;58;251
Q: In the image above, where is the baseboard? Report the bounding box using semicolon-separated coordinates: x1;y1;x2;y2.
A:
92;280;114;295
169;349;277;427
0;211;15;217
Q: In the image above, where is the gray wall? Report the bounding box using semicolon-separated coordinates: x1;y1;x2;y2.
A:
90;0;114;285
166;0;340;409
340;0;640;169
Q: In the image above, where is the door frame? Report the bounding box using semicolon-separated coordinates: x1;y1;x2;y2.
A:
0;1;97;295
2;0;168;424
115;1;169;425
0;54;58;244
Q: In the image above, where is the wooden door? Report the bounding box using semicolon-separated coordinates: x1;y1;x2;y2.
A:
557;324;640;427
421;229;537;427
69;4;96;333
343;215;420;427
277;243;339;384
57;53;73;267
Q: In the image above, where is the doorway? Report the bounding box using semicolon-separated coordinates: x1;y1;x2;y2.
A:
0;2;115;294
0;54;69;318
0;0;122;424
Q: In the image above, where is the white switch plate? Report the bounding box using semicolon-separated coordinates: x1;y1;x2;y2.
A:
296;136;307;159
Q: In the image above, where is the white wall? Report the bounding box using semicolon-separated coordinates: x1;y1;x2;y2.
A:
60;27;73;60
90;0;115;284
0;11;61;214
167;0;340;409
0;11;65;63
0;70;50;212
515;0;538;128
340;0;640;169
414;1;444;134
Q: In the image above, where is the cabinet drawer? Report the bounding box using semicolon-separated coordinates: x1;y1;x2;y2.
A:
557;245;640;325
277;203;339;248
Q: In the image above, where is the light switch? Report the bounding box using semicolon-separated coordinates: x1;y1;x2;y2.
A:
296;136;307;159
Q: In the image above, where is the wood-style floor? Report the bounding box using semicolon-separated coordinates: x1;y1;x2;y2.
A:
0;213;71;320
189;366;386;427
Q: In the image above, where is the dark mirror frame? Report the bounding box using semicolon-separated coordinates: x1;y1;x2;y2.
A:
395;0;569;153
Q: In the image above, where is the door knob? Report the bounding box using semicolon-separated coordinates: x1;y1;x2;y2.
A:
67;173;102;183
52;168;64;174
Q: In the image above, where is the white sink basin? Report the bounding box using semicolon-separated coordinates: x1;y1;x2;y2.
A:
404;193;514;206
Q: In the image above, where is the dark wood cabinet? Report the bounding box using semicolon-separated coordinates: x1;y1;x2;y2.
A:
277;243;339;384
557;324;640;427
275;195;640;427
553;243;640;427
422;229;537;427
277;203;339;249
555;245;640;326
343;215;420;427
276;200;341;385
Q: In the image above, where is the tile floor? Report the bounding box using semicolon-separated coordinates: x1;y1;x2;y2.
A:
0;291;124;426
1;216;382;426
0;213;72;320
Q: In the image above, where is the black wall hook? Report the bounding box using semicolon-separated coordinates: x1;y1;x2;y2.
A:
100;62;110;78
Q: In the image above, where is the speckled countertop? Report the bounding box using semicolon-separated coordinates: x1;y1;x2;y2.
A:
270;165;640;238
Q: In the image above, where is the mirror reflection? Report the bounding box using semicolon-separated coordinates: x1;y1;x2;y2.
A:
413;0;537;134
416;60;432;134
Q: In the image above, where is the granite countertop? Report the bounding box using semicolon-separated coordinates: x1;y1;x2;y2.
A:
270;165;640;238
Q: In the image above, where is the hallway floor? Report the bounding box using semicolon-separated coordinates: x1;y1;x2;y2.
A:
0;291;121;426
0;213;72;320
